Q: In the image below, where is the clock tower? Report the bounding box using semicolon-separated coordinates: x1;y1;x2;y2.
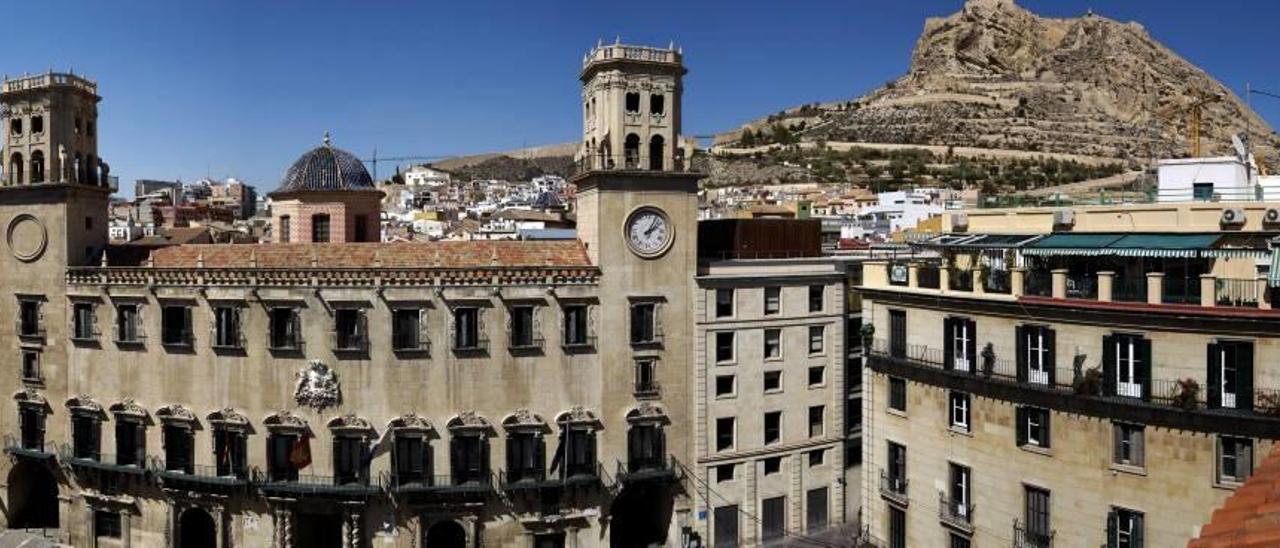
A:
571;41;701;544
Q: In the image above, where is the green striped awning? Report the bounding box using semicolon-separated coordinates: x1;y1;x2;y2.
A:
1022;233;1227;258
1021;234;1125;257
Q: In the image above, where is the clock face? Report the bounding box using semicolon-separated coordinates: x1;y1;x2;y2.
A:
625;208;673;257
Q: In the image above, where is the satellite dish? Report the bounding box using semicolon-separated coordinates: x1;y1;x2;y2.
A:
1232;133;1249;161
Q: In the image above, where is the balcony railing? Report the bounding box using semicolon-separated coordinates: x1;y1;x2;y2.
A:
938;492;975;533
149;459;248;486
983;269;1011;294
3;435;57;460
879;470;908;506
253;470;383;497
1012;519;1054;548
161;328;193;347
1162;276;1202;305
1025;271;1052;297
617;455;679;483
634;378;661;398
949;270;974;292
1112;276;1148;303
392;333;431;353
1216;278;1260;307
1065;276;1096;300
500;463;605;490
562;335;597;352
61;447;147;475
384;472;493;494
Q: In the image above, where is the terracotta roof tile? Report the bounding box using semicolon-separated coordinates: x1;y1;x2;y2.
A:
1190;446;1280;548
142;241;592;269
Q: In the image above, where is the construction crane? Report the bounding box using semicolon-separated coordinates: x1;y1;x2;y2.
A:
1152;91;1223;157
361;150;453;182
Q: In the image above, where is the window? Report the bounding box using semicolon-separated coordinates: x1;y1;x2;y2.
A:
279;215;291;243
808;284;824;312
212;306;242;348
505;431;545;482
160;304;192;346
1016;407;1051;449
311;213;330;243
392;434;430;485
1113;423;1144;468
763;329;781;359
510;305;538;349
626;423;665;471
562;304;590;347
808;449;825;467
715;417;734;451
715;288;734;318
715;463;735;482
163;424;194;473
1104;334;1150;400
115;303;143;343
95;511;122;539
353;214;369;242
115;418;146;466
808;366;825;387
71;413;100;460
268;307;301;350
763;456;781;475
950;534;971;548
72;302;96;341
334;435;370;485
1107;507;1144;548
888;505;906;548
889;309;907;358
1218;436;1254;484
888;376;906;412
764;287;781;315
1193;182;1215;201
947;462;972;523
267;432;300;481
808;406;824;438
19;406;44;450
21;350;39;381
715;332;735;363
807;487;829;532
808;325;825;354
453;307;482;350
886;441;907;492
1023;486;1052;548
18;299;41;338
715;375;735;397
945;317;975;372
630;302;658;344
625;92;641;113
1208;340;1254;410
714;505;739;548
949;391;970;431
649;94;665;116
635;358;658;396
764;370;782;393
392;308;426;351
9;118;21;135
563;426;596;478
761;496;786;542
764;411;782;444
450;432;489;485
213;427;248;478
1017;325;1055;385
30;115;43;134
333;308;367;351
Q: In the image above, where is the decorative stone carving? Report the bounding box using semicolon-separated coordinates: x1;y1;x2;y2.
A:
294;359;341;412
109;398;149;419
557;406;598;426
447;411;490;431
504;408;543;427
12;388;47;408
388;413;434;433
263;409;308;431
626;402;667;422
6;214;48;263
207;408;249;427
65;394;103;414
156;404;197;424
327;413;373;433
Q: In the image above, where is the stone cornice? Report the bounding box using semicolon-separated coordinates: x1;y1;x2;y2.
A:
66;266;601;289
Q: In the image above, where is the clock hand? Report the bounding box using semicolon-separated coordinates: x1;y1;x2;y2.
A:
645;218;659;236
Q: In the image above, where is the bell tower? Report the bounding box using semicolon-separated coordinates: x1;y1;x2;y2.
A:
579;40;686;172
2;72;106;187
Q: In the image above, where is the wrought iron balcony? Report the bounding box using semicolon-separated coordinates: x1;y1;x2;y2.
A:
879;470;908;506
253;469;383;498
1012;519;1054;548
616;455;679;483
3;435;57;460
60;446;146;475
149;459;248;488
939;492;975;533
384;471;493;496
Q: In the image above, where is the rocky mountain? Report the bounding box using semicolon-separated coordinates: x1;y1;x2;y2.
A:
732;0;1279;168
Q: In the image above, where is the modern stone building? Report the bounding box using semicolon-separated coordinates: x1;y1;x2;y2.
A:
0;42;702;548
860;203;1280;547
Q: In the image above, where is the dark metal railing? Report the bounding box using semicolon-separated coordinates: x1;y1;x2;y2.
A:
1065;276;1096;300
1112;276;1148;303
1013;519;1054;548
1162;276;1202;305
1025;270;1052;297
938;492;975;531
161;328;193;347
1216;278;1259;307
149;459;248;482
949;270;974;292
879;470;908;505
983;269;1011;294
634;378;661;398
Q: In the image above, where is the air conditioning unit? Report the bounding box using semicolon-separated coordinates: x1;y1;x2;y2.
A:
1052;209;1075;230
951;213;969;232
1264;208;1280;226
1221;208;1247;227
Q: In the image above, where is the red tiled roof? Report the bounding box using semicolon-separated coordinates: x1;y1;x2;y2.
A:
142;241;592;269
1190;446;1280;548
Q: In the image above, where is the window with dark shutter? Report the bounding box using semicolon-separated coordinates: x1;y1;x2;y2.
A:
806;487;829;532
72;414;100;459
713;505;739;548
761;496;786;542
888;376;907;412
267;433;298;481
163;424;193;473
889;310;907;358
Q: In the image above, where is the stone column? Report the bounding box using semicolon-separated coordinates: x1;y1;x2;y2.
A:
1051;269;1068;299
341;503;363;548
1146;272;1164;305
1011;268;1026;298
939;266;951;295
907;263;920;289
272;506;294;548
1097;271;1114;302
1200;274;1217;307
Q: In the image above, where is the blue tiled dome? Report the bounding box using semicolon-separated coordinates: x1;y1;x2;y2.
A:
276;133;374;193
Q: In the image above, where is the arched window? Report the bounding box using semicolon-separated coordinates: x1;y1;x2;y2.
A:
649;135;665;171
278;215;291;243
624;134;641;169
9;153;23;185
311;213;330;243
29;151;44;183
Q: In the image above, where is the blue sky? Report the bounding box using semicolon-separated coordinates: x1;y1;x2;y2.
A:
3;0;1278;193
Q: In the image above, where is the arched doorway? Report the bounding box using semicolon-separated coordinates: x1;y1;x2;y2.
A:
610;483;673;547
30;151;45;183
9;152;23;185
7;461;59;528
624;134;641;169
178;507;216;548
425;519;467;548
